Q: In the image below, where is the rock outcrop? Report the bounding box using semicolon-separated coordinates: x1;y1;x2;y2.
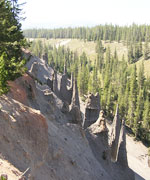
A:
0;78;112;180
0;95;49;179
70;78;80;108
53;70;59;96
60;74;71;103
87;110;110;166
83;92;100;128
117;119;128;167
26;54;53;85
110;105;121;162
0;54;135;180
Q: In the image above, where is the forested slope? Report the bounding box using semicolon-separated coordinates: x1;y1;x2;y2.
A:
24;31;150;146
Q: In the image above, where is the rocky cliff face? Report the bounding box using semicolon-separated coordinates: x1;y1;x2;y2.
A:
0;54;135;180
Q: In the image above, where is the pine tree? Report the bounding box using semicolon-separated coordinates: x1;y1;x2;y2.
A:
138;61;145;90
0;0;27;93
134;89;144;138
143;96;150;130
127;65;137;127
143;38;149;60
128;44;134;64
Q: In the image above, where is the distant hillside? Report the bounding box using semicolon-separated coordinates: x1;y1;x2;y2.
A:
27;38;150;77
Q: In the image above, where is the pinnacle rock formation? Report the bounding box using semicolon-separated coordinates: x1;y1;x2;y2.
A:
110;105;121;162
0;53;136;180
60;74;70;103
53;70;58;96
83;92;100;128
92;110;108;133
117;119;128;167
70;79;80;109
86;110;110;168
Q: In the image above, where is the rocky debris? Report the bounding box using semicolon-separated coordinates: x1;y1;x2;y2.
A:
70;79;80;108
117;119;128;167
0;95;111;180
8;74;67;125
83;93;100;128
110;105;121;162
8;74;37;106
0;95;48;180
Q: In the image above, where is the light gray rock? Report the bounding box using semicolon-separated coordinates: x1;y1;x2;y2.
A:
53;70;59;96
60;74;71;103
87;110;110;166
70;79;80;109
110;105;121;162
117;119;128;167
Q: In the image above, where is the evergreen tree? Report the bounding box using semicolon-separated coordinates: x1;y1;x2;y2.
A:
0;0;27;93
143;38;149;60
127;65;137;127
138;61;145;90
134;89;144;138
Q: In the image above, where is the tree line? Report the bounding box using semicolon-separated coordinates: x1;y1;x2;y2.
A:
24;24;150;42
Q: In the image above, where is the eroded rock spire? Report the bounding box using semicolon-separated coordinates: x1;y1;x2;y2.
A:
117;119;128;167
53;70;58;96
70;78;80;108
110;104;121;162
